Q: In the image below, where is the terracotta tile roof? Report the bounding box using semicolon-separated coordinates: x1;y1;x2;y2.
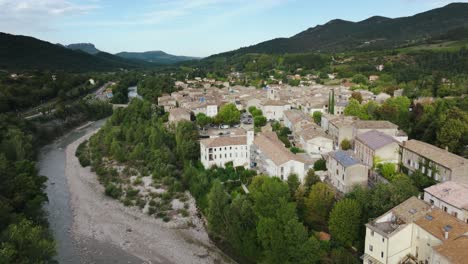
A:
297;127;330;141
424;181;468;210
402;140;468;169
253;132;305;165
415;209;468;242
168;107;191;117
356;130;399;150
434;234;468;264
353;120;398;129
200;136;247;148
262;100;289;106
284;110;311;125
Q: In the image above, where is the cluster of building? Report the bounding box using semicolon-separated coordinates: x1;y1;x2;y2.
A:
158;78;468;263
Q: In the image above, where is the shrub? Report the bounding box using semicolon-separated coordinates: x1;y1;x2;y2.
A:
314;159;327;171
105;183;122;199
126;188;140;199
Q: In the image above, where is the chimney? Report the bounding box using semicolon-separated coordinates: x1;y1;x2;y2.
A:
444;231;449;240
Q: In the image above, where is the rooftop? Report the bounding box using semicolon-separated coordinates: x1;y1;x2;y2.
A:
353;120;398;129
367;197;431;237
254;132;305;166
433;234;468;264
200;136;247;148
284;110;311;125
356;130;399;150
415;208;468;242
402;140;468;169
424;181;468;210
330;150;361;168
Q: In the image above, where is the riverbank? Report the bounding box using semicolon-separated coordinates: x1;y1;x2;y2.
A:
65;128;231;263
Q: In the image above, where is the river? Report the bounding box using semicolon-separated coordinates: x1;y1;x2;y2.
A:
39;119;144;264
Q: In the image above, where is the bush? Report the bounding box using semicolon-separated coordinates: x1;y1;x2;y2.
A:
133;177;143;186
126;188;140;199
314;159;327;171
105;183;122;199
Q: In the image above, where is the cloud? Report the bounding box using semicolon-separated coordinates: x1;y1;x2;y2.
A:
0;0;98;32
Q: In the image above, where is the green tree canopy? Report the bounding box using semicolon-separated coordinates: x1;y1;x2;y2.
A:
328;199;362;248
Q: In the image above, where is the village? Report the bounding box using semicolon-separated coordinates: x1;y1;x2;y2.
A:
159;75;468;264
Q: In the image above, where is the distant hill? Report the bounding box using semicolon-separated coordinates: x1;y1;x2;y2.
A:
66;43;101;55
116;50;199;64
0;33;153;71
213;3;468;57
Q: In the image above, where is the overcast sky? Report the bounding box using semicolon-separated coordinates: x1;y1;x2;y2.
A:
0;0;466;57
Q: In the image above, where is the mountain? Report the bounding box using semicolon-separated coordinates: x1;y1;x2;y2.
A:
66;43;101;55
213;3;468;57
116;51;199;64
0;33;153;71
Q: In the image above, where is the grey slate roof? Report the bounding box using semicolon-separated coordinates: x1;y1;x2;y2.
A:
330;150;360;168
356;130;398;150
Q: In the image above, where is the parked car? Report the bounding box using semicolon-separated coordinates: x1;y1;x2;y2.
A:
220;124;230;129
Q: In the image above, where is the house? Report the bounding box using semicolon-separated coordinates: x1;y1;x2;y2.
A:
320;113;338;132
168;108;191;123
400;140;468;184
328;116;356;149
158;95;177;112
335;101;348;115
283;110;312;131
260;100;292;121
363;196;468;264
200;131;254;168
296;127;333;158
326;150;368;193
369;75;380;82
352;120;399;139
206;104;219;117
424;181;468;223
354;130;400;168
251;132;311;182
375;93;391;104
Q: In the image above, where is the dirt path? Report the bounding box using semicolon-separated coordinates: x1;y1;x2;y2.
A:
66;129;232;264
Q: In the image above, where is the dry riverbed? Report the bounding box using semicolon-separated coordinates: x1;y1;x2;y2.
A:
66;129;232;264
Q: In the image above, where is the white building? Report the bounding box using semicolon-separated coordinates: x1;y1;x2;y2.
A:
200;131;254;168
296;127;333;158
326;150;368;193
206;104;219;117
251;132;311;182
260;100;292;121
363;197;468;264
424;181;468;223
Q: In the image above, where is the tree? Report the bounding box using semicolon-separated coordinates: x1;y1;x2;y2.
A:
254;116;267;127
344;99;368;120
340;139;352;150
250;176;290;218
350;91;363;103
313;159;327;171
207;180;230;234
0;219;56;263
305;182;335;228
195;113;211;128
110;139;125;162
377;163;396;180
216;103;240;125
328;199;362;247
304;169;320;192
352;74;368;85
287;174;300;197
312;111;322;124
175;121;199;162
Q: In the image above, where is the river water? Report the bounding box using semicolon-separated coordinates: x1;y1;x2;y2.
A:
39;119;144;264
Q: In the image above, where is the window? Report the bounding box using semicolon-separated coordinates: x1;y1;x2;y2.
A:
342;174;344;180
443;206;447;212
430;199;434;205
371;230;374;236
381;252;384;258
382;238;385;243
369;245;373;252
336;169;339;175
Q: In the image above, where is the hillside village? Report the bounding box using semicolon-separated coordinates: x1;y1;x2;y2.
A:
159;75;468;264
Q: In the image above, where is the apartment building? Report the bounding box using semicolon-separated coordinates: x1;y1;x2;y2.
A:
424;181;468;223
328;116;356;149
354;130;400;167
251;132;311;182
363;197;468;264
200;131;254;168
326;150;368;193
400;140;468;184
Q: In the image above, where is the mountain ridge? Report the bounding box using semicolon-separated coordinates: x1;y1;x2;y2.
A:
211;2;468;57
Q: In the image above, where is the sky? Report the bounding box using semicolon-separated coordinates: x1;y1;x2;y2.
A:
0;0;466;57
